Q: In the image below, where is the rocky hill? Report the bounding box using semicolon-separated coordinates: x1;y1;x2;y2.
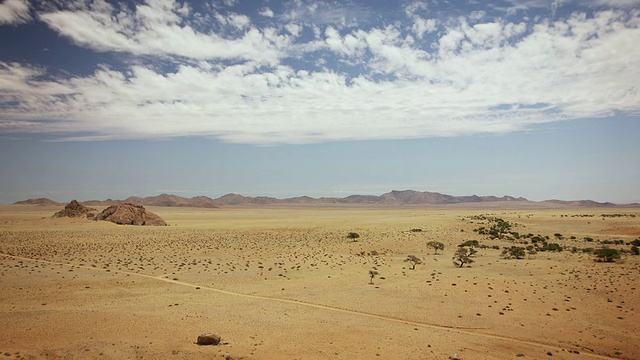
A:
14;198;61;206
52;200;98;219
15;190;630;208
94;204;167;226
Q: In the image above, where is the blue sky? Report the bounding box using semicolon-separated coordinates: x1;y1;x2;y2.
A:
0;0;639;204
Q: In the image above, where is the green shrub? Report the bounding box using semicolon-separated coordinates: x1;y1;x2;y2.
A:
501;246;526;259
459;240;480;247
538;243;562;252
531;236;544;244
594;248;620;262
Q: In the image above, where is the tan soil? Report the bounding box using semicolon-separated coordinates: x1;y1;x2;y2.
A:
0;205;638;359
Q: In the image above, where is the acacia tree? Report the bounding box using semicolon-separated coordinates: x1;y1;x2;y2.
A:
426;241;445;255
594;248;620;262
453;247;476;268
404;255;422;270
368;270;379;284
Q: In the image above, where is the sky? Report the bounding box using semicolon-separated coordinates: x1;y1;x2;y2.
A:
0;0;639;204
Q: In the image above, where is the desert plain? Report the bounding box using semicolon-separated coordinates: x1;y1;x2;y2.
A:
0;203;638;360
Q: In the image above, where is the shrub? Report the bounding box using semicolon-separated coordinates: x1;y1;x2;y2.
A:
594;248;620;262
531;236;545;244
347;232;360;241
501;246;526;259
459;240;479;247
631;246;639;256
539;243;563;252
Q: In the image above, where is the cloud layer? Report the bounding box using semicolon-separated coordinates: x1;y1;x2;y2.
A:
0;0;639;144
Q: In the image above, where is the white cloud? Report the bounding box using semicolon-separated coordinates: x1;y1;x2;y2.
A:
1;4;639;145
259;7;274;18
412;17;438;39
591;0;640;7
0;0;31;25
38;1;287;64
281;1;373;28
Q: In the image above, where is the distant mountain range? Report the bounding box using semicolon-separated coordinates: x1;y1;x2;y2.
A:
13;190;635;207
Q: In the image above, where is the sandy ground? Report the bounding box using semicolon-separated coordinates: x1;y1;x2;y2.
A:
0;204;638;359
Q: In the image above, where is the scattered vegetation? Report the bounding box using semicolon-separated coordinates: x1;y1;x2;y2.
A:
601;213;636;218
426;241;445;254
404;255;422;270
472;217;515;239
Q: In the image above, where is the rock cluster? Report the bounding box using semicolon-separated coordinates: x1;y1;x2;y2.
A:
52;200;98;219
94;203;167;226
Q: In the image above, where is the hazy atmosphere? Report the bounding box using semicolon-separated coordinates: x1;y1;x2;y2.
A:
1;0;639;204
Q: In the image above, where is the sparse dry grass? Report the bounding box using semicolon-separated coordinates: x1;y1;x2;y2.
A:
0;205;638;359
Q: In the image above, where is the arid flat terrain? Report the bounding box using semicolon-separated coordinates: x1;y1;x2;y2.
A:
0;204;638;359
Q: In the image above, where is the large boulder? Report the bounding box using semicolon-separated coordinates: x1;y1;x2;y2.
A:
94;203;167;226
196;333;221;345
52;200;98;219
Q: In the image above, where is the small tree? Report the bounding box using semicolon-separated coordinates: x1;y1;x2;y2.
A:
404;255;422;270
594;248;620;262
426;241;445;255
368;270;379;284
453;247;476;268
501;246;526;259
347;232;360;242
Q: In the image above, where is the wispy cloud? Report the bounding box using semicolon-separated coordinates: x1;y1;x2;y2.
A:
0;1;638;144
0;0;31;25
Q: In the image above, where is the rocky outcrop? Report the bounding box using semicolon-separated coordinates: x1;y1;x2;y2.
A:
94;203;167;226
52;200;98;219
